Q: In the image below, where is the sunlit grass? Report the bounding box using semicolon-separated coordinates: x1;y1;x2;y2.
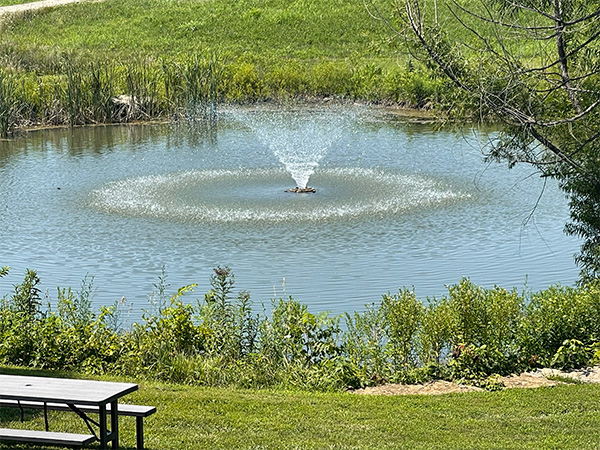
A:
1;366;600;450
0;0;400;67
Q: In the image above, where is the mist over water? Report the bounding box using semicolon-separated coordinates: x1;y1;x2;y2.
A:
0;107;581;320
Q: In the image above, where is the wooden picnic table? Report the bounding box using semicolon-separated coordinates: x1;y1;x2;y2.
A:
0;374;138;449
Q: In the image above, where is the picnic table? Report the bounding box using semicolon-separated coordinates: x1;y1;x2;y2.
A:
0;374;138;449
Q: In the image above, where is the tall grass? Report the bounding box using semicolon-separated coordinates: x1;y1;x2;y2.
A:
0;54;446;135
0;70;17;137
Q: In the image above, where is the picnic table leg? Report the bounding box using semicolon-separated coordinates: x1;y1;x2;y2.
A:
136;416;144;450
110;400;119;449
99;404;108;450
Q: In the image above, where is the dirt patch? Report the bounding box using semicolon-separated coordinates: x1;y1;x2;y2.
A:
0;0;99;16
352;367;600;396
353;380;483;396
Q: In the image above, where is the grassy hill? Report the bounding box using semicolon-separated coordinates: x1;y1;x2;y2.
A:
0;0;400;67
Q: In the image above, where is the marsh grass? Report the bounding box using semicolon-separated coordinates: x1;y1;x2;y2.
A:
0;70;16;136
0;55;448;136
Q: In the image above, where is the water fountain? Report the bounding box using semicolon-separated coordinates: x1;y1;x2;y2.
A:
227;107;351;193
88;107;470;224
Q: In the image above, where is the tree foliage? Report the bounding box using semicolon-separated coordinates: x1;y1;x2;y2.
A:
366;0;600;281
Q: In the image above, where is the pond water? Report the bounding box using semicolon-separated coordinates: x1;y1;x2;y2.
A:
0;106;580;321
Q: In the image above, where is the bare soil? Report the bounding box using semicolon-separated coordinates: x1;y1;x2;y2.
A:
0;0;97;16
352;366;600;395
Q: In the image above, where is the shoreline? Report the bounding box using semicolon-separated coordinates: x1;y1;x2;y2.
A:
3;100;439;139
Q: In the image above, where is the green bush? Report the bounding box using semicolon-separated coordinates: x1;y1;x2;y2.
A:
263;61;309;99
551;339;593;370
381;289;423;373
344;303;387;385
518;283;600;366
382;64;442;107
308;61;352;97
3;265;600;391
222;61;266;102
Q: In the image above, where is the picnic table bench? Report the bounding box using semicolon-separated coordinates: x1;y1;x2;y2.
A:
0;374;156;449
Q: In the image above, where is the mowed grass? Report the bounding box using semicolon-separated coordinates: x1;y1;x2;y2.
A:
0;0;403;67
1;367;600;450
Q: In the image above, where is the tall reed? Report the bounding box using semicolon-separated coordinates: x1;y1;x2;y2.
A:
163;53;225;124
0;70;17;138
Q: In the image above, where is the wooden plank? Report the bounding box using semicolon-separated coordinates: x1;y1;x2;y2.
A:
0;399;156;417
0;428;96;446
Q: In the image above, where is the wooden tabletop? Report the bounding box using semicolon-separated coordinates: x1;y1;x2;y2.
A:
0;375;138;406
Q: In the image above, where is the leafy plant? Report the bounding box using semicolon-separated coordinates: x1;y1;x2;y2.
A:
551;339;593;370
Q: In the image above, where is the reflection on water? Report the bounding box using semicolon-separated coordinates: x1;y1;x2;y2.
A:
0;108;580;321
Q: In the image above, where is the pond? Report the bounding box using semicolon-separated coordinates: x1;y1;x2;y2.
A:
0;106;580;321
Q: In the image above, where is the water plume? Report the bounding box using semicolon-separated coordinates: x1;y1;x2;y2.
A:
226;107;354;190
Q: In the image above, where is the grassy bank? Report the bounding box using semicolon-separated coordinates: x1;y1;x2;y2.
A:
0;0;453;135
1;366;600;450
0;0;398;63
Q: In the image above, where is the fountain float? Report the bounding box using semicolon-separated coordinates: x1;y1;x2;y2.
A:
285;186;316;193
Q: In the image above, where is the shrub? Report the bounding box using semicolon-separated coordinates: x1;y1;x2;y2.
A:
551;339;593;370
263;61;309;99
518;283;600;366
350;63;384;101
260;296;342;367
344;303;387;385
222;61;266;102
381;289;423;372
308;61;352;97
419;297;453;365
344;289;423;385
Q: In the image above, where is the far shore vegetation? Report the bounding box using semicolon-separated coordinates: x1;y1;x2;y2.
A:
0;0;460;137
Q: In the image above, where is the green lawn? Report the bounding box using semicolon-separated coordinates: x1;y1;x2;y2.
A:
1;367;600;450
0;0;401;66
